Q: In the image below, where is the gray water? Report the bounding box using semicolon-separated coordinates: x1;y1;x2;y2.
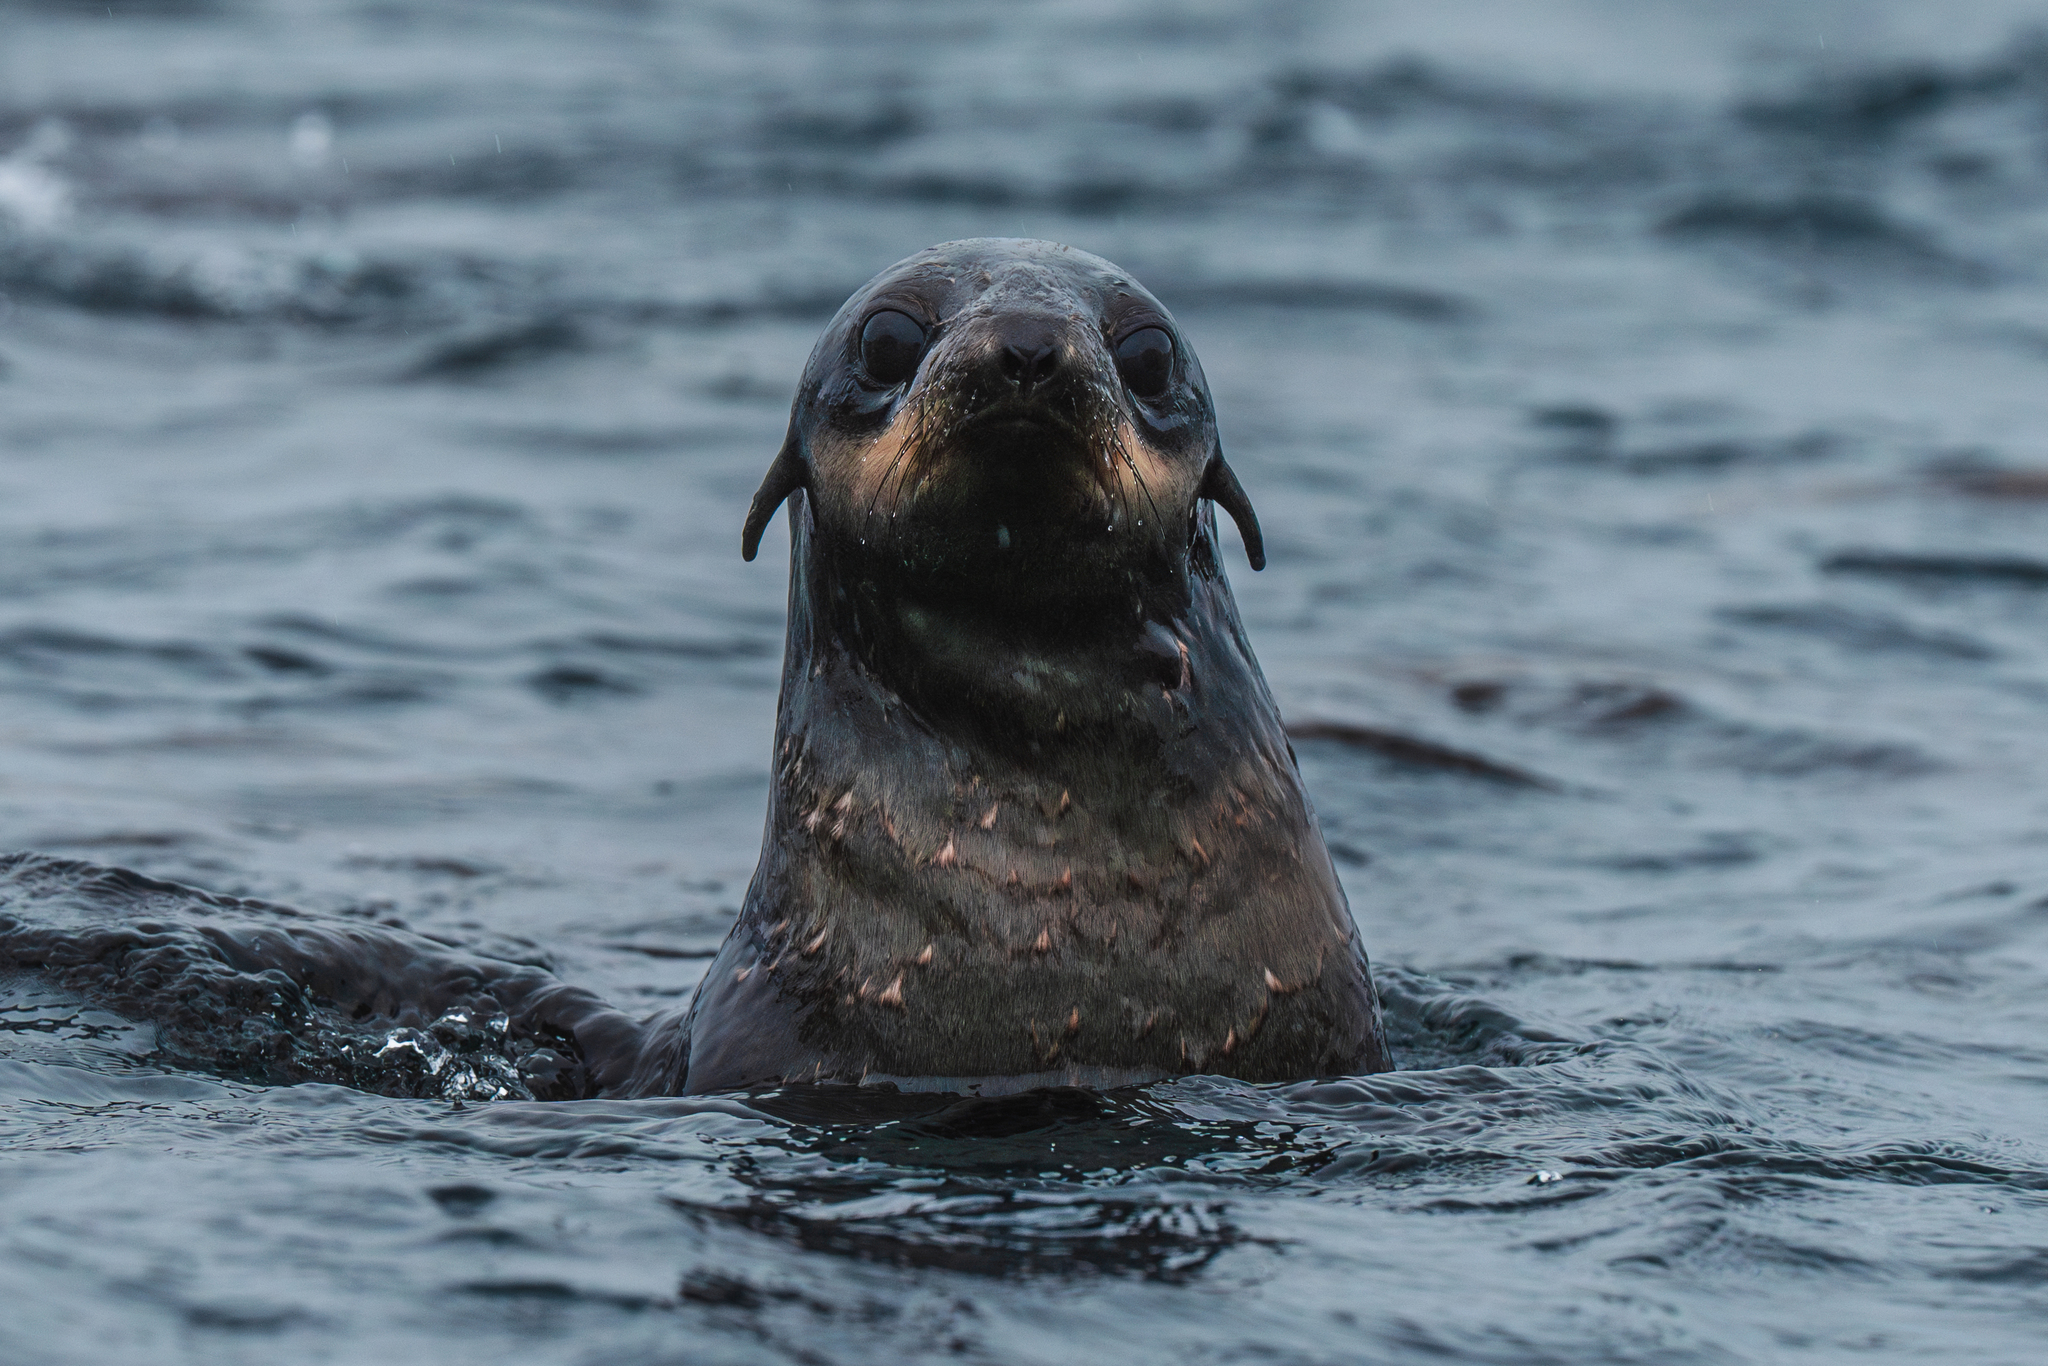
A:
5;1;2048;1361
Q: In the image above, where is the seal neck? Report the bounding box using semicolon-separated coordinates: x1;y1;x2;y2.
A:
782;492;1274;782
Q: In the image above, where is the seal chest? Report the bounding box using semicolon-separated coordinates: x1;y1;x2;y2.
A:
686;238;1392;1093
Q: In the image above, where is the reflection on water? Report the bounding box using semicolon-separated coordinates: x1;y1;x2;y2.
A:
5;2;2048;1361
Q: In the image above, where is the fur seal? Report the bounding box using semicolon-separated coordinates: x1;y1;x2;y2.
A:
684;238;1393;1092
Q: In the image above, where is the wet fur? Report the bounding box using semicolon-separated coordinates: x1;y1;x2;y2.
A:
698;239;1391;1092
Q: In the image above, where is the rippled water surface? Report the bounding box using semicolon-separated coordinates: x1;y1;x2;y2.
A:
6;2;2048;1361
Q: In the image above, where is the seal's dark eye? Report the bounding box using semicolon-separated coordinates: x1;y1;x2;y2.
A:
859;310;926;387
1114;327;1174;399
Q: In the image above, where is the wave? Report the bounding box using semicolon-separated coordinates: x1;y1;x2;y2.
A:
0;853;681;1100
8;31;2048;334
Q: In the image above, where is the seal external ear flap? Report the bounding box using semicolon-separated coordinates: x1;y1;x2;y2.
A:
741;429;806;562
1199;457;1266;571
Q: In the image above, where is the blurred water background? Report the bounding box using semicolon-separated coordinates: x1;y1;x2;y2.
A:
5;1;2048;1361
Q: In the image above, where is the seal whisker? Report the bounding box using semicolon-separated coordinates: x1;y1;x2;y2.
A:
1103;402;1163;530
869;422;917;527
863;392;931;530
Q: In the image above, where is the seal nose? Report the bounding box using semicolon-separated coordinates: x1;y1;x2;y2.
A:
995;324;1063;398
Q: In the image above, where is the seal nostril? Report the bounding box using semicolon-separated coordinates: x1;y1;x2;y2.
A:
999;342;1060;394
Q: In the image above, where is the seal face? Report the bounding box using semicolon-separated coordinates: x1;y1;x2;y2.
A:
689;238;1393;1093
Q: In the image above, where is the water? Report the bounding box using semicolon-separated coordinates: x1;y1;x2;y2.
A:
5;1;2048;1360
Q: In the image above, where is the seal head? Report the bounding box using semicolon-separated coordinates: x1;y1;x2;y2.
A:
691;238;1392;1092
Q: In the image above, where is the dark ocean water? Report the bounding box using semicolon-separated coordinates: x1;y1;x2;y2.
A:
6;1;2048;1361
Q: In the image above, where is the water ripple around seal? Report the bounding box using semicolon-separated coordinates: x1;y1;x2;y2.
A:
9;1;2048;1362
